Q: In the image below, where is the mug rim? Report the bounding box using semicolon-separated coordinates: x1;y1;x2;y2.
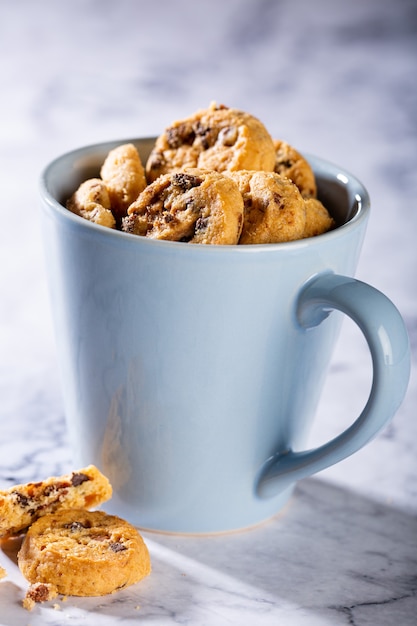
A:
39;137;370;253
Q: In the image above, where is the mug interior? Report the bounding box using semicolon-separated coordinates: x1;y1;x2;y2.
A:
42;138;369;235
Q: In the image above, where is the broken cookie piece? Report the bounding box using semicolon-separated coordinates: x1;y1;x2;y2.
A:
0;465;112;538
100;143;147;220
67;178;116;228
22;582;58;611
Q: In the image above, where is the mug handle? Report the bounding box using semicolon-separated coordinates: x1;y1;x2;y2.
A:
256;272;410;498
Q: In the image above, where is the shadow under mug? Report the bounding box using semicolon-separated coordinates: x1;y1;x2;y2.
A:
40;138;410;533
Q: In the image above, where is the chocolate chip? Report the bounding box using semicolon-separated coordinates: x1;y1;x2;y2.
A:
71;472;90;487
43;485;57;496
194;122;214;149
121;214;137;233
166;124;195;148
171;173;202;192
195;216;209;232
277;159;294;169
64;520;92;531
272;192;284;208
43;481;71;496
26;583;51;603
183;198;200;215
110;542;127;553
12;491;32;508
147;153;165;171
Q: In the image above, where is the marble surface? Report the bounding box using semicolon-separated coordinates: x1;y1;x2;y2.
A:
0;0;416;623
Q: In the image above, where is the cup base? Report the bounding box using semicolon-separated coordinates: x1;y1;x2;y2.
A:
101;488;295;535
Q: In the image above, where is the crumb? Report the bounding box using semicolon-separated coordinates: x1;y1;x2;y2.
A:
22;595;35;611
23;582;58;611
0;564;7;579
53;603;61;610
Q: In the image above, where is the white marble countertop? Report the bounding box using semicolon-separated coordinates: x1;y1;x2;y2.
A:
0;0;416;624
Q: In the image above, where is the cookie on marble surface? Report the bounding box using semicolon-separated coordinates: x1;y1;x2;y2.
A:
303;197;335;238
67;178;116;228
123;168;244;244
0;465;112;538
227;170;306;244
18;509;151;597
145;102;276;182
22;582;58;611
100;143;147;220
273;139;317;198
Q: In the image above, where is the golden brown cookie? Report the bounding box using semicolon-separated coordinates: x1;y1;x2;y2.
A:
146;102;276;182
227;170;306;244
303;197;335;238
18;509;151;597
273;139;317;198
123;169;244;245
0;465;112;538
67;178;116;228
100;143;147;220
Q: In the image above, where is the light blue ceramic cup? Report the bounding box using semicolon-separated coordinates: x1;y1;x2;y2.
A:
40;138;410;533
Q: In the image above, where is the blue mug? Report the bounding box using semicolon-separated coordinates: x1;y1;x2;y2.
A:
40;138;410;533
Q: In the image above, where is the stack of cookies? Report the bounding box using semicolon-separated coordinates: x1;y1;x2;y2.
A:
67;102;335;244
0;466;151;609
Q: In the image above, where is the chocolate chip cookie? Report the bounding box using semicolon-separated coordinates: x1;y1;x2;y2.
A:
273;139;317;198
67;178;116;228
100;143;147;219
303;197;335;238
146;102;276;182
227;170;306;244
18;508;151;597
123;168;244;244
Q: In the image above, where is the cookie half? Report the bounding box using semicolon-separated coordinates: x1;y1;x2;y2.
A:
0;465;112;538
18;509;151;596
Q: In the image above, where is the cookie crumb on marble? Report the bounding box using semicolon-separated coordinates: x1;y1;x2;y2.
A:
22;582;58;611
